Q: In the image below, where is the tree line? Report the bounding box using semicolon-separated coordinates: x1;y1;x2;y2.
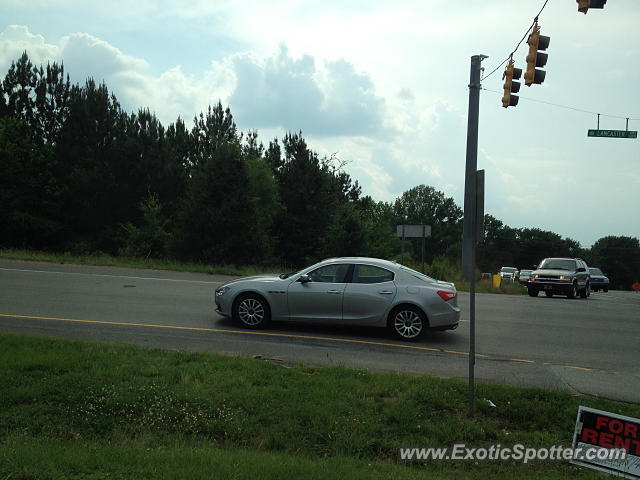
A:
1;53;638;288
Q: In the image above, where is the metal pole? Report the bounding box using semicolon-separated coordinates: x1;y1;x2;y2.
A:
421;225;426;274
401;225;405;264
462;54;485;417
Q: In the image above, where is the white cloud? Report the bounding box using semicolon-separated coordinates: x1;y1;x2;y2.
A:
0;25;57;67
228;45;385;136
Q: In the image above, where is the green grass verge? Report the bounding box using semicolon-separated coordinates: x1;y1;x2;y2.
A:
1;334;635;478
0;249;526;294
0;248;278;277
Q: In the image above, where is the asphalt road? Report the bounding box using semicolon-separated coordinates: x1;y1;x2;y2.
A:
1;259;638;403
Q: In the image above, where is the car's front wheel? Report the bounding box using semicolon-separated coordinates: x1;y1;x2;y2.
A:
528;288;539;297
580;283;590;299
567;283;578;299
233;294;271;329
389;306;426;341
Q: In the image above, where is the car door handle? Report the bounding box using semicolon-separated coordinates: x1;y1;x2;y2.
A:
378;291;394;295
327;290;342;294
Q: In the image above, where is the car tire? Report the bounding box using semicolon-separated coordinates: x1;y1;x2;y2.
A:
567;283;577;299
233;293;271;329
580;283;590;299
389;305;427;341
592;288;598;293
545;291;553;298
528;288;539;297
604;288;608;293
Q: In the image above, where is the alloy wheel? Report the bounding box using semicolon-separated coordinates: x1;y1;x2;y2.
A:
237;298;265;326
394;309;424;339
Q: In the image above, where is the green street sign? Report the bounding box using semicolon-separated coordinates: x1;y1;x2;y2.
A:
588;129;637;139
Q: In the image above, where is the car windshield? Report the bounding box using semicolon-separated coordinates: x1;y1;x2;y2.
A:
520;270;532;274
539;259;577;271
589;268;604;276
400;266;436;283
500;267;517;273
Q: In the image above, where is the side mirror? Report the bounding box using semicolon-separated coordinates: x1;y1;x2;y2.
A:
298;274;311;284
576;267;586;273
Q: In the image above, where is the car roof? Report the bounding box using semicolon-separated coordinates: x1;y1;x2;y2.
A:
321;257;398;268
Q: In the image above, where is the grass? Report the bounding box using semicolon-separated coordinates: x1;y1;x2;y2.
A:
0;248;279;277
0;248;526;294
1;334;636;478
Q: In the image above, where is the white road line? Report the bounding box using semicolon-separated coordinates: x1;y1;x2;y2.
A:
0;267;223;285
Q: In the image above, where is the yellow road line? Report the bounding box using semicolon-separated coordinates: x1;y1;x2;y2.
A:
0;313;587;370
0;313;447;354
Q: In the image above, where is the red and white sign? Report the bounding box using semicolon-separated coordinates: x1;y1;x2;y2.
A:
572;406;640;479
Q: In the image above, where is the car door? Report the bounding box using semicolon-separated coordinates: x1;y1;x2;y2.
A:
342;264;396;325
287;264;351;322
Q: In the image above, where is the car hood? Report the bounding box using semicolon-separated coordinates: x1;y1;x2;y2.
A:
532;269;577;276
226;274;282;286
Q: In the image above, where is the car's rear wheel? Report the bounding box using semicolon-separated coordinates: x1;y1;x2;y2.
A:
567;283;577;299
389;306;426;341
545;291;553;297
528;288;539;297
233;294;271;329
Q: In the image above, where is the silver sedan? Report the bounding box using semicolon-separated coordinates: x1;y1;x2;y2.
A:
214;257;460;341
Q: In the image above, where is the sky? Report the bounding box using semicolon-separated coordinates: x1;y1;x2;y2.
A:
1;0;638;247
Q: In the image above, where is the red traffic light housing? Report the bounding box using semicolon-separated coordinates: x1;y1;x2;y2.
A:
524;24;550;86
502;59;521;108
577;0;607;14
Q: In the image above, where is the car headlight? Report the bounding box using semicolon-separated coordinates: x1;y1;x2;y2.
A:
215;286;230;297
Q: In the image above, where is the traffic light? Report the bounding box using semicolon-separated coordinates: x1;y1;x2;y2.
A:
502;59;521;108
577;0;607;14
524;24;550;86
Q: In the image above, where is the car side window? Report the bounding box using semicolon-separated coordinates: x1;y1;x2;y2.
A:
352;265;394;284
307;264;350;283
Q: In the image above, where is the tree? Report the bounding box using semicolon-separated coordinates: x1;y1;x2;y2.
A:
0;116;62;248
393;185;463;264
54;79;128;252
119;193;170;258
516;228;570;270
353;196;398;259
176;103;275;265
590;236;640;290
273;132;356;266
477;214;519;272
1;52;70;146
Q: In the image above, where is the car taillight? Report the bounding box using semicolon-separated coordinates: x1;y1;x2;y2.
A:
437;290;456;301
